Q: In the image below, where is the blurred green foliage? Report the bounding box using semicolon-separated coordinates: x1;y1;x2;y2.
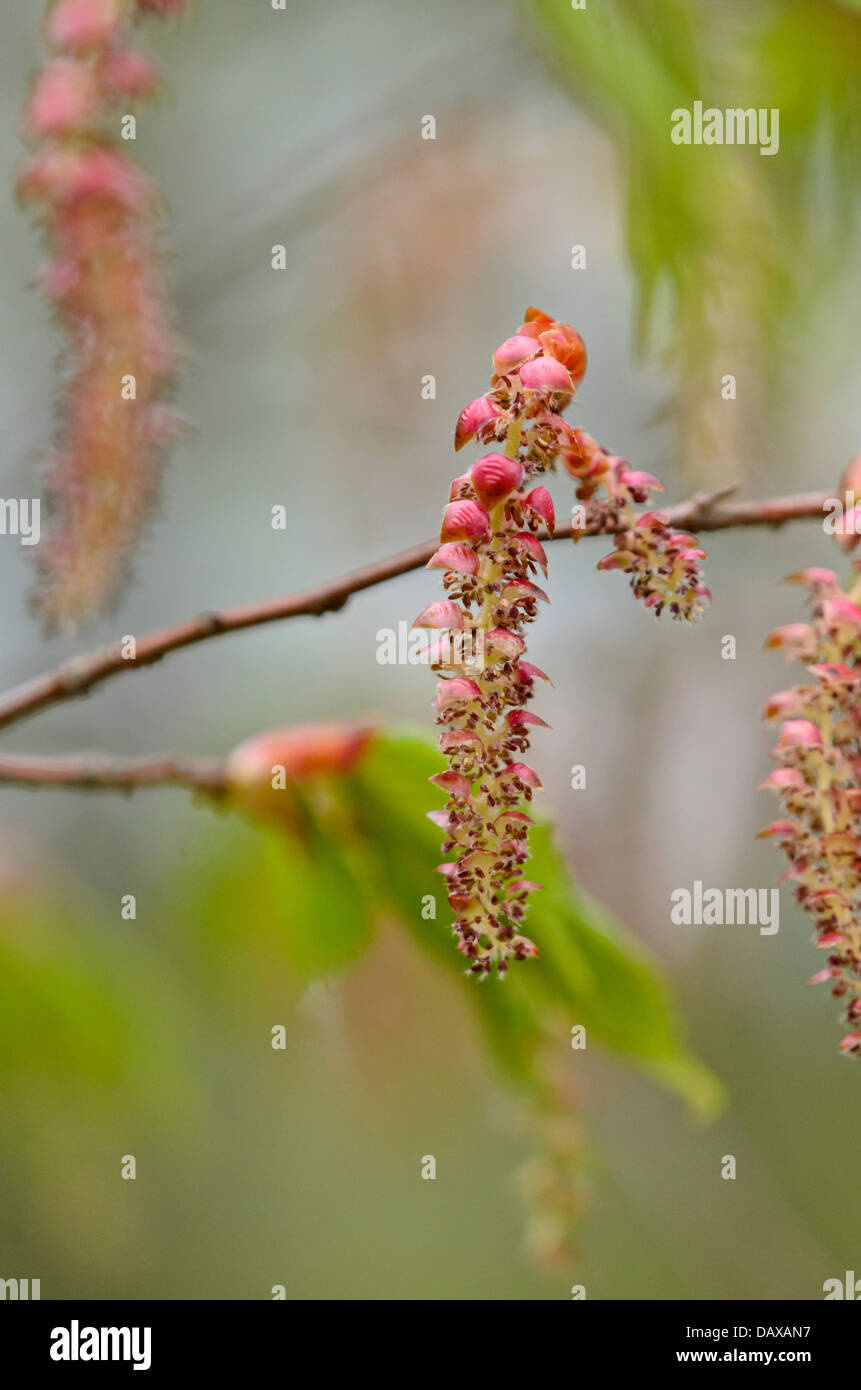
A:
350;732;721;1117
525;0;861;479
527;0;861;348
0;730;719;1291
2;0;857;1298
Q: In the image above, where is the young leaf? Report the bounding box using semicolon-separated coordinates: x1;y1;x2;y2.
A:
350;730;723;1118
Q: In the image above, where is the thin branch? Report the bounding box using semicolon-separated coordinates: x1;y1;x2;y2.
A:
661;487;829;532
0;487;831;736
0;752;228;794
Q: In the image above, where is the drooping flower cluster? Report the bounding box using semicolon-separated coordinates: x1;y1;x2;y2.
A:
563;430;709;620
18;0;186;626
414;308;587;976
761;562;861;1054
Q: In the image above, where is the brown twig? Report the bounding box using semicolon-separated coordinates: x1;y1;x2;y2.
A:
0;752;228;794
0;488;831;739
659;487;830;532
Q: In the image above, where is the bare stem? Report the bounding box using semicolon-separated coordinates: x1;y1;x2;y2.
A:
0;488;831;740
0;487;834;793
0;753;228;794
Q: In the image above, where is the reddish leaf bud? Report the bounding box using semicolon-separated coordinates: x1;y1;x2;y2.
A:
429;771;471;800
469;453;524;507
777;720;823;749
808;662;857;683
517;306;555;338
493;811;534;831
823;597;861;628
763;623;817;658
448;473;472;501
101;47;160;99
486;628;526;659
762;690;807;720
25;59;102;134
511;935;540;959
440;499;491;543
519;356;574;396
502;580;550;603
227;722;375;787
758;768;806;790
500;763;543;790
756;820;801;840
413;601;465;630
522;486;555;530
438;729;485;755
597;551;635;572
512;532;549;573
434;678;482;709
784;567;840;592
45;0;126;52
619;470;664;501
426;543;481;576
492;334;538;377
538;324;587;385
506;709;550;730
518;662;552;684
454;394;508;452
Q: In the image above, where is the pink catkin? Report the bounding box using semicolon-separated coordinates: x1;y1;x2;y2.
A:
761;549;861;1055
422;308;708;977
19;0;186;625
417;309;580;977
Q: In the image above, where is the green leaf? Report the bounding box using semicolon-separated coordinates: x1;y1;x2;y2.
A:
255;823;375;976
0;895;128;1088
189;811;375;981
350;730;723;1118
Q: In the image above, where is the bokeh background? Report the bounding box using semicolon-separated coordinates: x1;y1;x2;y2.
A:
0;0;860;1299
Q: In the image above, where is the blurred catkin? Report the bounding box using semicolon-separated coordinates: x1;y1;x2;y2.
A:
18;0;187;626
